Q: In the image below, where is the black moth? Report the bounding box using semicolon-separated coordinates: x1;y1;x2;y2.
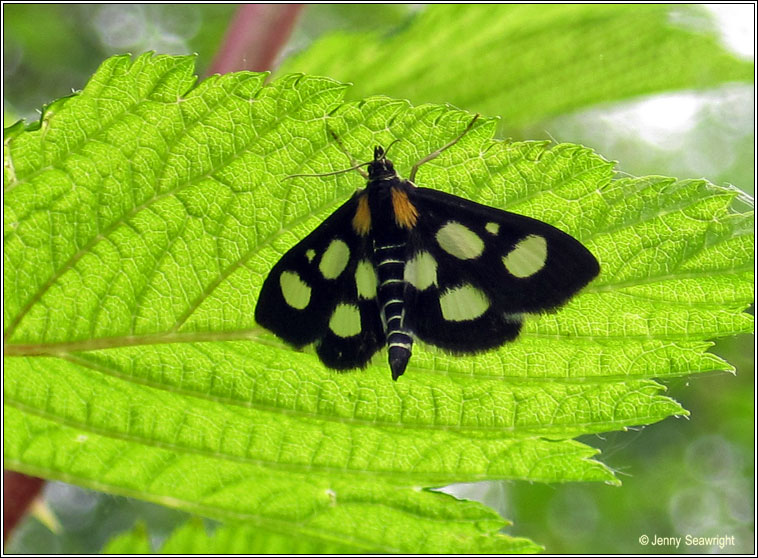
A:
255;116;600;380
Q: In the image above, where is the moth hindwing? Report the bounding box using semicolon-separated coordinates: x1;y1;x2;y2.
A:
255;116;600;380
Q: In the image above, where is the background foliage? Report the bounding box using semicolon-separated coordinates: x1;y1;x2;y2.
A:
3;4;754;554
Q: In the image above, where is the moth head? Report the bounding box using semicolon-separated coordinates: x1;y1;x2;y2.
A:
368;142;399;180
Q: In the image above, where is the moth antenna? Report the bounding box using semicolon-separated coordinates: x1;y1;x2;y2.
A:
409;114;480;183
381;138;402;159
283;161;370;180
284;127;373;180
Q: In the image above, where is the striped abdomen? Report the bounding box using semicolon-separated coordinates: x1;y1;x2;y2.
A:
373;241;412;380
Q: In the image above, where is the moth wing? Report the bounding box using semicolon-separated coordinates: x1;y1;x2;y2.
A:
403;187;600;353
255;194;384;369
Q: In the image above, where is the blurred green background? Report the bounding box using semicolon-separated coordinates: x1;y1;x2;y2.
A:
3;4;754;554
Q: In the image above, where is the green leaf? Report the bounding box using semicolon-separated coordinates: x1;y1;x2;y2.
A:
105;518;396;554
280;4;754;130
157;520;350;554
102;521;152;555
3;54;753;553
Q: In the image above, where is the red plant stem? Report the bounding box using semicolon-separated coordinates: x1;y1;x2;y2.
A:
207;4;304;75
3;471;45;544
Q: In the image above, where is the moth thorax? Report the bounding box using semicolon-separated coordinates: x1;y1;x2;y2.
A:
368;158;395;180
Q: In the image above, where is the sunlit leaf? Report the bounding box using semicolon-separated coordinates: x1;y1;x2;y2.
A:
4;54;753;553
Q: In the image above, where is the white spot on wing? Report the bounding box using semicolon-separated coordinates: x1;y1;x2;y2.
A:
503;235;547;278
439;284;489;322
486;222;500;235
280;271;311;310
404;251;437;291
329;303;362;337
319;239;350;279
355;260;378;299
436;221;484;259
306;249;316;263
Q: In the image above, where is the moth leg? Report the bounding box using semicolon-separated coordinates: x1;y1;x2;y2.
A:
409;114;480;183
329;128;369;179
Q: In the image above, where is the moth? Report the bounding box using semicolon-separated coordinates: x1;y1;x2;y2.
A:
255;116;600;380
